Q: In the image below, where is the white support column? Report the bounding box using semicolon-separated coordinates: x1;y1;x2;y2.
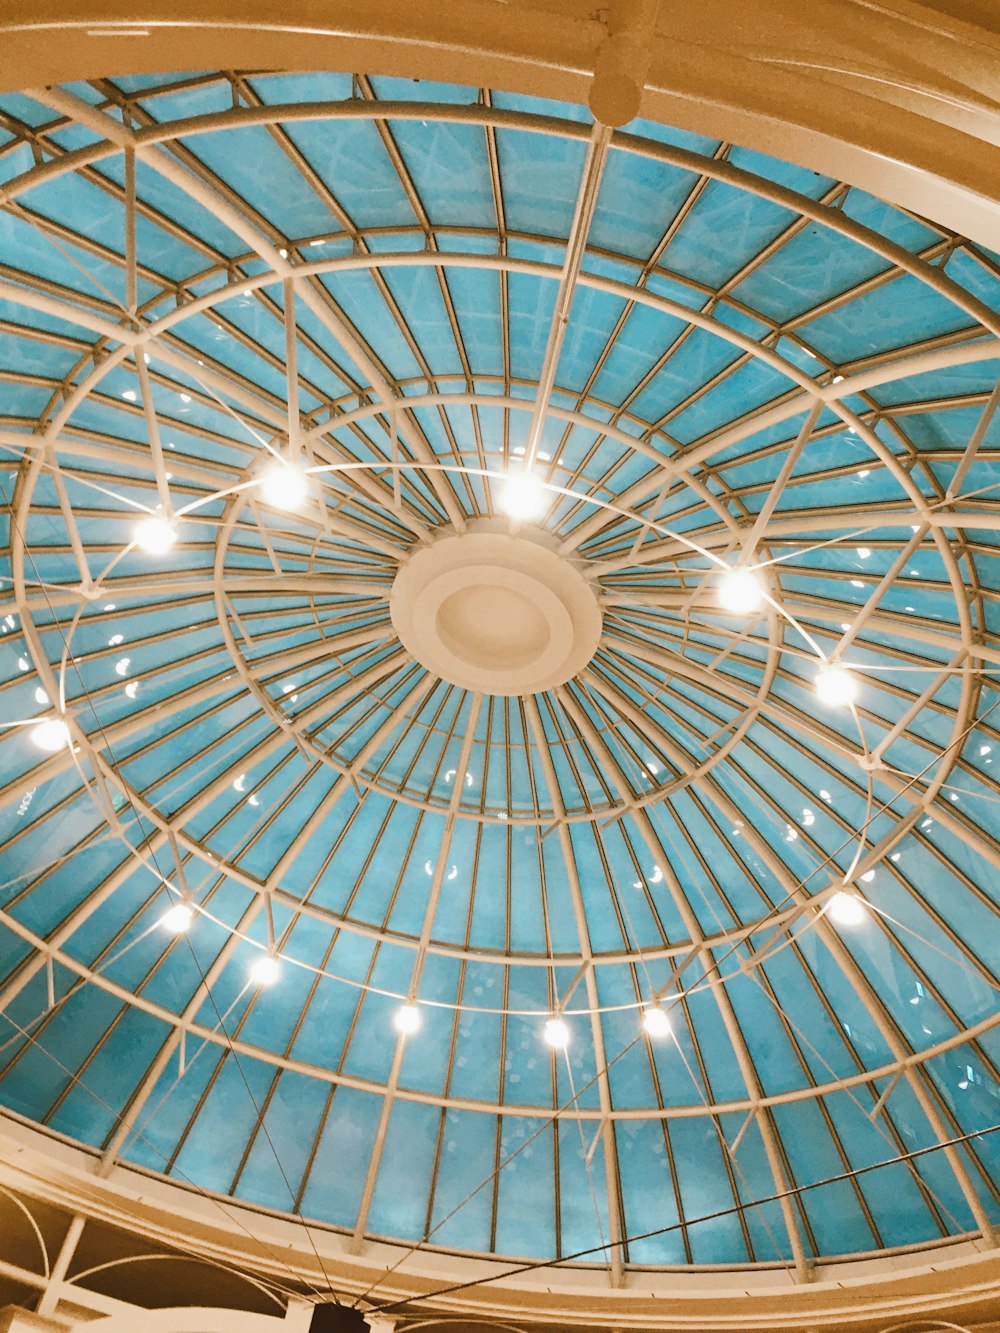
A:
36;1214;85;1317
281;1300;312;1331
590;0;664;128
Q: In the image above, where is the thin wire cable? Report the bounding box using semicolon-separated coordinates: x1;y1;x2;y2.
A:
2;484;341;1302
0;1001;325;1304
560;1046;612;1271
869;902;1000;997
9;605;1000;1039
668;1028;799;1267
655;813;972;1240
635;688;1000;1004
0;917;168;1058
371;1119;1000;1314
350;1027;649;1307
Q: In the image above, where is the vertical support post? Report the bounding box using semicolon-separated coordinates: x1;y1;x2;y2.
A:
124;145;137;318
36;1214;85;1316
589;0;663;127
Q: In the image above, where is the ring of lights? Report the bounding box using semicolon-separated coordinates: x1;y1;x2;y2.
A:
4;255;987;992
5;445;983;1005
5;284;984;992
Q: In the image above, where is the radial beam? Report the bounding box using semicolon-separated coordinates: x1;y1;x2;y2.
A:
584;668;997;1241
556;683;811;1277
30;84;466;533
99;894;266;1172
524;120;611;471
525;694;625;1286
348;692;482;1253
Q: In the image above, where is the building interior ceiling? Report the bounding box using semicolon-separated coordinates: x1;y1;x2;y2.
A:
0;59;998;1331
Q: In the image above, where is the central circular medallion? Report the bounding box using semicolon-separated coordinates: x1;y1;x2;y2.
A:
390;519;602;694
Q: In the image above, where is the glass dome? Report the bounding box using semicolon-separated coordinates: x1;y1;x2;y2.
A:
0;69;999;1287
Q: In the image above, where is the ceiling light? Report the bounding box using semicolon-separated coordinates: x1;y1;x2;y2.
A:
642;1006;671;1038
815;663;859;707
161;903;194;934
393;1003;422;1035
499;469;547;520
543;1017;570;1048
249;954;281;986
260;458;310;510
827;891;868;926
30;717;71;752
134;515;177;555
718;566;763;614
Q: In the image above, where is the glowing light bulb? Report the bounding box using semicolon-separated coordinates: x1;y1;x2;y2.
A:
815;663;859;707
394;1003;422;1035
827;891;868;926
161;903;193;934
134;515;177;555
642;1006;671;1038
500;470;547;520
249;954;281;986
260;459;309;510
31;718;71;752
718;566;763;614
543;1017;570;1048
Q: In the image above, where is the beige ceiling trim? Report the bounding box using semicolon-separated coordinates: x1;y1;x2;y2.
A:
0;1;998;245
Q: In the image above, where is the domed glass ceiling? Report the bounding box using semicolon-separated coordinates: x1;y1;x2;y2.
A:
1;69;1000;1286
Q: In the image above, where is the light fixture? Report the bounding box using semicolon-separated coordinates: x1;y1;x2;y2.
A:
642;1006;671;1038
134;514;178;555
260;457;310;510
30;717;71;752
393;1003;422;1035
717;566;763;614
249;954;281;986
815;663;859;707
160;902;194;934
543;1016;570;1048
499;469;547;521
827;890;868;926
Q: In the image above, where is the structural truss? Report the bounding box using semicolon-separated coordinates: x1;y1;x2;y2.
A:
0;69;999;1308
